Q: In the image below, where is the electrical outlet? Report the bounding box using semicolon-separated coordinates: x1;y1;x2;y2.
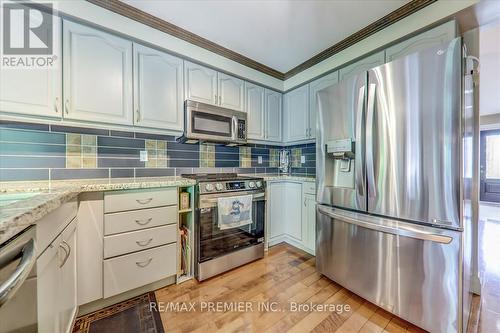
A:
140;150;148;162
301;155;306;164
258;156;263;164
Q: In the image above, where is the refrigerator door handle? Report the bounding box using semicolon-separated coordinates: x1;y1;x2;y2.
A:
317;205;453;244
355;85;365;197
366;83;377;198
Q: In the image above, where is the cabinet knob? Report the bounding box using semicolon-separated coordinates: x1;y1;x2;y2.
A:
54;97;59;113
136;109;141;122
64;99;70;114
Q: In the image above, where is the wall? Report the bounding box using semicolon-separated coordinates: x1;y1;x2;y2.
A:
0;121;315;181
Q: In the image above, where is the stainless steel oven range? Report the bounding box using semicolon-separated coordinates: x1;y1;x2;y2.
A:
182;173;265;281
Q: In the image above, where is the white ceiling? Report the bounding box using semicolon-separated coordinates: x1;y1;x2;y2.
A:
122;0;410;73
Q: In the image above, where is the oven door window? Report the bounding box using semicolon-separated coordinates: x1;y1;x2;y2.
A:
198;199;265;262
192;111;232;137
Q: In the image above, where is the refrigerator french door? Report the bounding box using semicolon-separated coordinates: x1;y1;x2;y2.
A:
316;37;471;333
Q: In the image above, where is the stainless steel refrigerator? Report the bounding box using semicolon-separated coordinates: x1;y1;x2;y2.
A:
315;38;474;333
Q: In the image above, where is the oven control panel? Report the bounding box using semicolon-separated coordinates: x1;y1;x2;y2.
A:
199;179;264;194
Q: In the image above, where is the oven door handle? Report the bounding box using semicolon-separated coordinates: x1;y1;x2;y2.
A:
199;192;265;208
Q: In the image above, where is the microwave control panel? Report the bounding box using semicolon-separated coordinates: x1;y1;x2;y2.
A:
237;119;246;140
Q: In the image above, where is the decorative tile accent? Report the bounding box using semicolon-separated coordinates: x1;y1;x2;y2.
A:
291;148;302;168
269;149;279;167
144;139;168;168
199;144;215;168
239;147;251;168
66;134;97;169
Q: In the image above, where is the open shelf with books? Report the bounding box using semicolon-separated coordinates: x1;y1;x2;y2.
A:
177;186;195;283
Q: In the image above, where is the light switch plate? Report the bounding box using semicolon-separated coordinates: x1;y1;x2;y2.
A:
301;155;306;164
258;156;263;164
140;150;148;162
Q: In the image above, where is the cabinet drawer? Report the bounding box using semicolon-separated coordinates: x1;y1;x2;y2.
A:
37;199;77;253
104;188;177;213
103;244;177;298
104;206;177;235
104;224;177;259
303;182;316;195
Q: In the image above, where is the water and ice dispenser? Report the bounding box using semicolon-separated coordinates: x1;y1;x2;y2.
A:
326;139;355;189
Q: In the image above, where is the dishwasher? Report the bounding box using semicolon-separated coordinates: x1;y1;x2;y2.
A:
0;226;37;333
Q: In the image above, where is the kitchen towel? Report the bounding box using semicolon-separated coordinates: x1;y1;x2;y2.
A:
217;195;253;230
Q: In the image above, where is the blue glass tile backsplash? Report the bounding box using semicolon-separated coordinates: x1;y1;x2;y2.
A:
0;120;316;181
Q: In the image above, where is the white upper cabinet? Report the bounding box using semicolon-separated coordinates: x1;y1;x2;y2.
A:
308;71;339;139
0;17;62;118
385;21;457;62
265;89;282;142
339;51;385;81
184;61;217;105
284;85;309;142
218;73;245;111
63;20;133;125
133;44;184;131
245;82;265;140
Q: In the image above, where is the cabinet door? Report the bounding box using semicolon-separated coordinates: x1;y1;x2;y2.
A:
302;194;316;254
308;71;338;139
284;182;303;241
0;17;62;118
284;85;309;142
339;51;385;81
59;219;78;333
133;44;183;131
63;20;133;125
268;183;285;239
245;82;265;140
385;21;457;62
38;235;61;333
184;61;217;105
265;90;282;142
218;73;245;111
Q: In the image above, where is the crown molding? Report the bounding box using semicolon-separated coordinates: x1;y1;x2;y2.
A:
86;0;436;82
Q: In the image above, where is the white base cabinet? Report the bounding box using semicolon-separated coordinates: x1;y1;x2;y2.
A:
267;181;316;255
38;216;78;333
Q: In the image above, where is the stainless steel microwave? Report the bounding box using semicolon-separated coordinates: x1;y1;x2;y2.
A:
178;100;247;145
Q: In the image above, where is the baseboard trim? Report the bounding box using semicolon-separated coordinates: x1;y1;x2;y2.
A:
267;235;315;256
78;275;176;316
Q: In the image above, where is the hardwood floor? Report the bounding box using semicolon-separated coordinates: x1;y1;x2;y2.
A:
154;244;426;333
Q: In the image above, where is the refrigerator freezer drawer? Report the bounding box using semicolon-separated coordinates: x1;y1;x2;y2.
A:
316;205;462;333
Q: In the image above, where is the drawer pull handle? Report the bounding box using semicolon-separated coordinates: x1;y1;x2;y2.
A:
135;218;152;226
136;198;153;205
136;258;153;268
136;238;153;247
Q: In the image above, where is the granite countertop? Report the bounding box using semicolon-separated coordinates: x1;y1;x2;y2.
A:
0;176;197;245
0;175;314;245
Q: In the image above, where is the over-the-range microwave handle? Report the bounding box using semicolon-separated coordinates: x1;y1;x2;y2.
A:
231;116;238;141
355;85;366;197
317;205;452;244
366;83;377;198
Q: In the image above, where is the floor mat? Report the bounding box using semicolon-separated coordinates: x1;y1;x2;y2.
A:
72;292;164;333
